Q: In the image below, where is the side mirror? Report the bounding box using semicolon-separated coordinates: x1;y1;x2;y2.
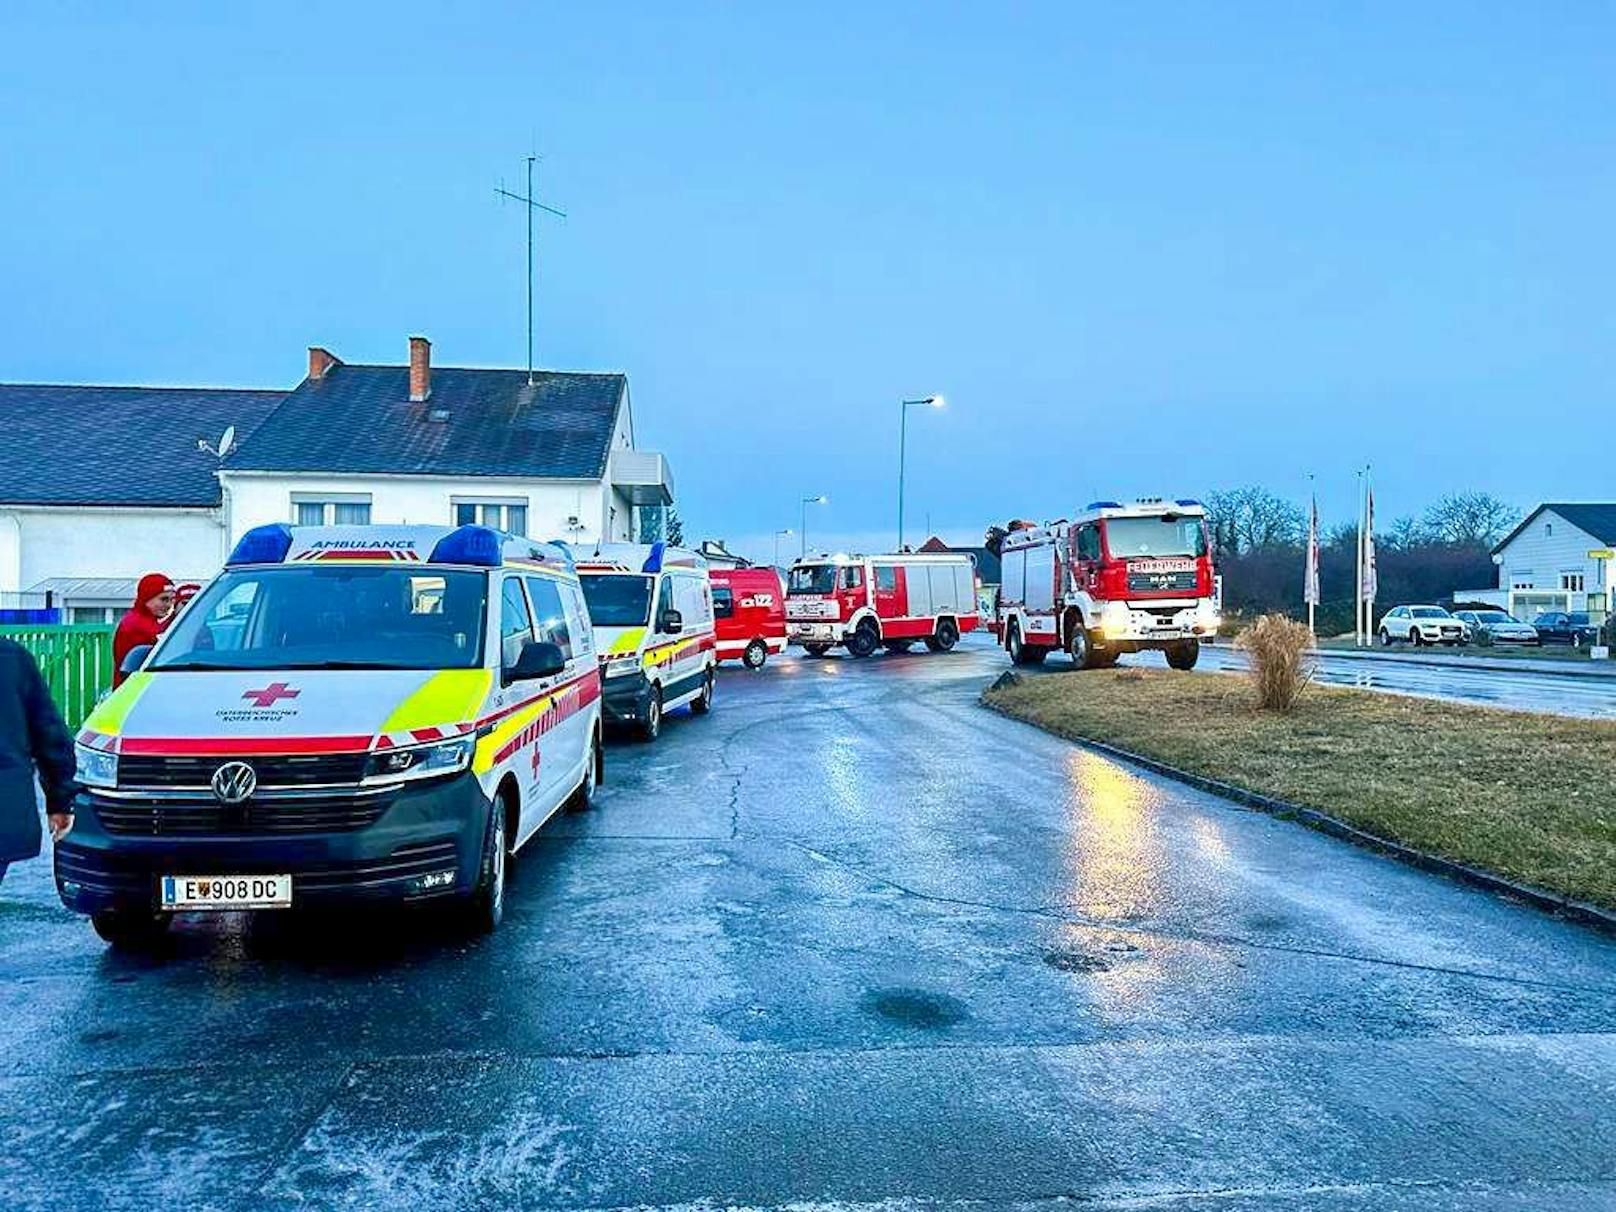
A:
659;608;683;635
120;644;153;676
506;639;566;683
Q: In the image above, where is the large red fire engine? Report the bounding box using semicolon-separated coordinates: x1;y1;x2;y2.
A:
995;498;1219;670
786;551;980;657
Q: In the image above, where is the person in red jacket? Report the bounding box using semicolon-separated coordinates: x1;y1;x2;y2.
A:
112;573;176;686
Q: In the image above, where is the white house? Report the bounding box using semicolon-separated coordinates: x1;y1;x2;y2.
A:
1456;502;1616;622
0;336;673;620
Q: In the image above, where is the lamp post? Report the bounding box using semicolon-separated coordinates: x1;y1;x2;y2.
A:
800;495;827;557
773;528;793;568
898;395;945;551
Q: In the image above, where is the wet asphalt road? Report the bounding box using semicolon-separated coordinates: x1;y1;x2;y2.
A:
3;636;1616;1210
1129;644;1616;719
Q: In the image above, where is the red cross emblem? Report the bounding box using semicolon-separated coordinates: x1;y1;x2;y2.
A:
242;682;300;708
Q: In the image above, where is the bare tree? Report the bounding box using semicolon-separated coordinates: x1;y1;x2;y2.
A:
1386;515;1429;551
1421;492;1518;547
1204;487;1306;555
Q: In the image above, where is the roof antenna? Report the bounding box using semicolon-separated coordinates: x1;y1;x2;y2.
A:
496;152;567;386
197;425;236;459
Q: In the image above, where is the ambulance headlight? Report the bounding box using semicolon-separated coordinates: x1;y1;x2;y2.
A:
75;744;118;789
364;736;475;783
602;652;641;678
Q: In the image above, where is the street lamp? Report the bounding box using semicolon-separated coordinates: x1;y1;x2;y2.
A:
898;395;945;551
773;528;794;568
800;495;827;557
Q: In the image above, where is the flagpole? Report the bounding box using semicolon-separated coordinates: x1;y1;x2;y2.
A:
1355;468;1365;646
1364;465;1375;642
1307;474;1317;640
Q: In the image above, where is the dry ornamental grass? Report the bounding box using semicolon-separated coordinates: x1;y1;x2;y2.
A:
1235;613;1315;711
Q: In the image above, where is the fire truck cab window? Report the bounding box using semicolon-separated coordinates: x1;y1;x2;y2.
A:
787;565;837;595
1103;516;1206;559
841;567;863;590
1075;526;1102;562
875;566;898;592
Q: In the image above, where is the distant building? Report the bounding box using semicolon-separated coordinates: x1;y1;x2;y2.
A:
1455;503;1615;621
0;335;674;619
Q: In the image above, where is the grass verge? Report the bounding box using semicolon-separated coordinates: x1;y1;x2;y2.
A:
984;668;1616;911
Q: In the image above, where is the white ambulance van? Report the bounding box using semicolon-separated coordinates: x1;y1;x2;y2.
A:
575;542;717;741
57;523;603;946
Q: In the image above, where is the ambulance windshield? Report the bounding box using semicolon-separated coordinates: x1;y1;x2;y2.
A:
787;565;837;595
580;574;653;626
150;566;488;671
1102;516;1208;559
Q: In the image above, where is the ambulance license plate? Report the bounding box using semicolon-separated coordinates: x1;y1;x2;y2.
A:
160;874;292;911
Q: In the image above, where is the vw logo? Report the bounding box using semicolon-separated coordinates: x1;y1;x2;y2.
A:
211;761;258;805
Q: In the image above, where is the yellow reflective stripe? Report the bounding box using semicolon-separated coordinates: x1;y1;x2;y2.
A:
82;673;153;736
472;691;558;775
608;628;646;655
381;669;494;733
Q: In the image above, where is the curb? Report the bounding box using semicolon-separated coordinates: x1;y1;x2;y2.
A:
1304;645;1616;682
980;691;1616;936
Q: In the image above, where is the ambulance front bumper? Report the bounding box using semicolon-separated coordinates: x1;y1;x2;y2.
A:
54;771;491;916
600;668;655;725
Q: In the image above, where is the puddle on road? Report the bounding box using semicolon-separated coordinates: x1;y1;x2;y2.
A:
1042;948;1112;974
863;988;969;1029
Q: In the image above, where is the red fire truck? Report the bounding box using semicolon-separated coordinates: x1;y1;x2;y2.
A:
786;551;980;657
996;498;1219;670
711;566;787;669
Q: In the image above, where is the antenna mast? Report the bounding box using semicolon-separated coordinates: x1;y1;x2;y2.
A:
496;155;566;385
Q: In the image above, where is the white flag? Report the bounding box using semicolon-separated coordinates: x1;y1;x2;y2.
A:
1304;494;1320;607
1360;485;1378;601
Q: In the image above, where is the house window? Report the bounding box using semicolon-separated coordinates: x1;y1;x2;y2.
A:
1561;571;1586;592
453;499;528;537
70;606;114;625
1545;523;1553;537
291;495;372;526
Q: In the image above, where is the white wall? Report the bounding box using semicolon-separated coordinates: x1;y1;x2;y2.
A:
0;507;224;592
221;473;633;549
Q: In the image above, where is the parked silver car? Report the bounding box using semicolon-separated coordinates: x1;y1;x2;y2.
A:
1452;610;1540;645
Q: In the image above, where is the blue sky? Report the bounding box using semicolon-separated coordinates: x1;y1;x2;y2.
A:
2;4;1610;561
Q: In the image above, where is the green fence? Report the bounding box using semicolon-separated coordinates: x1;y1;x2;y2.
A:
2;624;116;730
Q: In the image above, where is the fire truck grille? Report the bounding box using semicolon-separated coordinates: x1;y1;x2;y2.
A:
1127;570;1197;593
118;753;370;789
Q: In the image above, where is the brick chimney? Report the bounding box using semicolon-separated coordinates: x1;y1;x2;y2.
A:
307;346;341;381
408;336;431;402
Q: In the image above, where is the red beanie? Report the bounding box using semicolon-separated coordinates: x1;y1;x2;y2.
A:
134;573;175;612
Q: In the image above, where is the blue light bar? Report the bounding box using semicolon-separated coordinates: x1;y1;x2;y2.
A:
429;525;503;567
642;540;666;574
1175;498;1203;507
1085;500;1123;511
227;523;294;566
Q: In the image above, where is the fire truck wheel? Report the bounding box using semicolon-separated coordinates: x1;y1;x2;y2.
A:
1069;627;1094;670
691;668;715;714
743;639;769;669
846;620;880;658
925;619;960;652
1165;639;1200;670
638;686;663;742
1007;624;1044;666
802;644;831;658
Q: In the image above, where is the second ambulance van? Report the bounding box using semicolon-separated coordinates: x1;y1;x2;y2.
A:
57;523;602;946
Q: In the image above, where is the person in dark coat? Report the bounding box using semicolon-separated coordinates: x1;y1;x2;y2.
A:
0;639;77;883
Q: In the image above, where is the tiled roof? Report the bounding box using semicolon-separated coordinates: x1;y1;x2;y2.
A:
226;364;628;480
0;384;284;507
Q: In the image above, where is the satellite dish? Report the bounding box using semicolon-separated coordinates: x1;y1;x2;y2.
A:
218;426;236;458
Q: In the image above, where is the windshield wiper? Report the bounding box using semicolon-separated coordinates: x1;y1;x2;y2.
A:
155;660;261;672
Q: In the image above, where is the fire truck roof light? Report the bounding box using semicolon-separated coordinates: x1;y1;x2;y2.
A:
429;525;503;567
227;523;294;566
642;541;666;574
1086;500;1123;511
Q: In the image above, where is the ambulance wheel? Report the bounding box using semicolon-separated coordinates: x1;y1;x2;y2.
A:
846;621;880;658
691;667;715;714
742;639;769;670
802;644;831;658
465;794;508;934
91;908;171;950
926;618;960;652
1069;627;1094;670
566;728;601;813
1165;639;1200;670
638;686;663;741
